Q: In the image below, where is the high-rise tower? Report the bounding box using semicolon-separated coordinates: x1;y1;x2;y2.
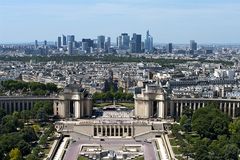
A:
144;30;153;52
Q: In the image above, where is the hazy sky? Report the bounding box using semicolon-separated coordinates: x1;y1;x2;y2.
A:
0;0;240;43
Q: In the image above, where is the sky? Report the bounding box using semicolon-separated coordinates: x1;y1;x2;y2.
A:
0;0;240;44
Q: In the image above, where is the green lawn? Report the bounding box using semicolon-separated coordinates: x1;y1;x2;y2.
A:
93;102;134;109
78;156;88;160
175;155;185;160
93;102;113;108
116;102;134;109
134;156;144;160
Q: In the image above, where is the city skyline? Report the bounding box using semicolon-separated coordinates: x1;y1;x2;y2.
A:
1;0;240;43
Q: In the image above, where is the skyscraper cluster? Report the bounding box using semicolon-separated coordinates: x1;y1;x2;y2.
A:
131;33;142;53
116;30;156;53
33;31;202;55
56;34;111;54
117;33;130;50
116;33;143;53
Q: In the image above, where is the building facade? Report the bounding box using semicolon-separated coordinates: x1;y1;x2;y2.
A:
0;96;55;114
0;84;92;119
134;84;240;119
53;84;92;118
134;85;166;119
0;83;239;120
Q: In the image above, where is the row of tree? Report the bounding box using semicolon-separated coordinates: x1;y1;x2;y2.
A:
172;103;240;160
1;80;59;95
0;55;234;66
93;91;133;102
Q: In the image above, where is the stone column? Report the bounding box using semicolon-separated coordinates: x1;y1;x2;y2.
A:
131;126;134;137
109;126;112;137
105;126;110;136
118;126;121;137
8;101;11;113
101;126;103;136
224;102;227;114
96;126;98;137
180;102;183;117
233;103;236;118
198;102;201;109
31;101;34;110
13;101;16;113
80;100;84;118
74;101;80;118
158;101;165;118
219;102;222;111
237;103;240;117
176;102;179;117
228;103;232;117
121;126;124;137
114;126;116;136
169;102;173;117
193;102;196;111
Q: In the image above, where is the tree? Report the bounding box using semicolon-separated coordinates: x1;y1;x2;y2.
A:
126;93;134;101
17;140;31;156
118;87;123;93
25;154;40;160
32;124;41;135
0;108;6;123
20;110;31;122
39;135;47;145
180;115;192;132
9;148;22;160
171;124;181;137
114;91;123;101
182;108;193;119
0;132;22;159
230;133;240;148
32;89;47;96
229;118;240;134
208;135;228;159
32;101;53;120
1;115;23;133
106;91;114;101
180;143;194;159
29;82;46;91
32;146;41;157
223;144;239;160
13;112;21;119
36;107;47;121
194;138;210;160
20;127;38;143
192;104;230;139
46;83;58;93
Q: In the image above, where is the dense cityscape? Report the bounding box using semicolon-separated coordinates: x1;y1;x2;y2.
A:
1;0;240;160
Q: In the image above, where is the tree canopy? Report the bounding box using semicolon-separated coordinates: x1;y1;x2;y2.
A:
9;148;22;160
173;102;240;160
1;80;59;96
192;103;230;139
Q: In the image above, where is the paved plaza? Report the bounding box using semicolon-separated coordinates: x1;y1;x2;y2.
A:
64;138;157;160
